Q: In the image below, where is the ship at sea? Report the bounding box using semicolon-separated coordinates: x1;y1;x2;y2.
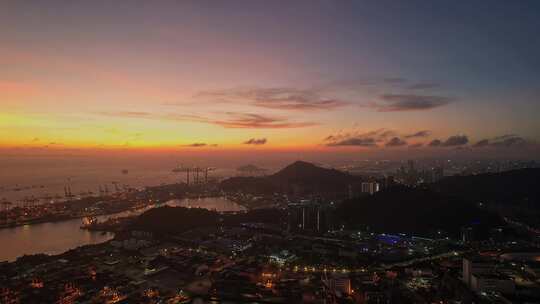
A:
81;216;98;229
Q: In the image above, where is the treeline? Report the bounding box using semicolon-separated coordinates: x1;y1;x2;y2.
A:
130;206;285;234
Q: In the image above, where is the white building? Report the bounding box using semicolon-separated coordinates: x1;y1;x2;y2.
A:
463;258;515;294
361;182;380;195
470;273;515;294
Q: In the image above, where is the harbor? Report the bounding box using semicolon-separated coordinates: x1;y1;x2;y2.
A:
0;196;245;262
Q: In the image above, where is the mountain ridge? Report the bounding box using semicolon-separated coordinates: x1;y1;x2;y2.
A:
220;160;360;196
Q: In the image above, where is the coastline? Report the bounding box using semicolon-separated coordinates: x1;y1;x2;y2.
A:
0;195;249;262
0;193;253;231
0;204;149;230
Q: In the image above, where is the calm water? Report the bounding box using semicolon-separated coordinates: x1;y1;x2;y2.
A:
0;155;237;203
0;197;245;262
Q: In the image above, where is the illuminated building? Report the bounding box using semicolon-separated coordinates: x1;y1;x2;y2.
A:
361;182;380;195
287;202;333;233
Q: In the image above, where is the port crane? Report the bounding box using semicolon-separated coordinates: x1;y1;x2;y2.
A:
1;200;12;212
172;165;216;185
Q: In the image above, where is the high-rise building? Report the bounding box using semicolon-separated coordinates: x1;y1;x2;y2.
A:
287;203;332;233
408;160;415;172
433;166;444;182
461;226;475;243
330;275;351;296
348;183;362;199
396;160;421;185
384;176;395;189
463;257;514;294
361;182;379;195
463;257;496;285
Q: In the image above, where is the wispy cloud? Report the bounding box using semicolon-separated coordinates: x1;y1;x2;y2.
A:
408;142;424;148
370;94;453;112
183;143;210;147
323;128;436;148
404;130;431;138
385;137;407;147
473;134;528;148
98;111;153;118
429;135;469;147
326;137;378;147
98;111;317;129
243;138;267;145
428;139;442;147
491;135;527;147
378;129;398;139
207;113;317;129
442;135;469;147
473;139;490;148
197;87;348;111
40;142;64;148
324;128;396;147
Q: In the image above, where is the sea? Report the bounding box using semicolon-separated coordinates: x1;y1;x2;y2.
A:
0;154;235;204
0;197;246;262
0;154;245;262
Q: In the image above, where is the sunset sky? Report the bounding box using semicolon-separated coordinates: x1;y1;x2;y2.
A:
1;1;539;158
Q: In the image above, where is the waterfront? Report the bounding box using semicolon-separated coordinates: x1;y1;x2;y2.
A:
0;197;244;262
166;196;247;212
0;155;238;204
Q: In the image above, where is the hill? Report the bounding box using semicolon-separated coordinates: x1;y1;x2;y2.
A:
269;160;354;186
131;206;219;234
431;168;540;206
220;161;360;196
335;186;503;237
130;206;285;234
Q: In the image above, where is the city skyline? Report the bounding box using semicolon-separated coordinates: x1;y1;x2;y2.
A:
1;1;540;159
2;3;540;301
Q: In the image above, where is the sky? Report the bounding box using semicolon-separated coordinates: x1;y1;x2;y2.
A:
1;1;539;160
